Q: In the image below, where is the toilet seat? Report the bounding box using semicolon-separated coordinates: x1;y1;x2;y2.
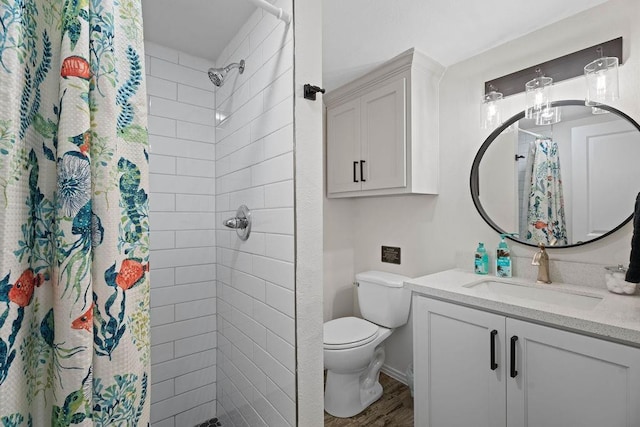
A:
324;317;379;350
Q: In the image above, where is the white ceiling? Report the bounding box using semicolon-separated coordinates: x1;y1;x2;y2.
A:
322;0;609;91
141;0;608;88
141;0;256;61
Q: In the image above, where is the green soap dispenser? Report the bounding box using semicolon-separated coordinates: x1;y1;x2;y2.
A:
474;242;489;275
496;234;516;278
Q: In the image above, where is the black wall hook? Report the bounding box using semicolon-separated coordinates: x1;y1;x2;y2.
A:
304;84;325;101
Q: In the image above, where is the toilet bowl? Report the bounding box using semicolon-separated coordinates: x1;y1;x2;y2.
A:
323;271;411;418
324;316;392;417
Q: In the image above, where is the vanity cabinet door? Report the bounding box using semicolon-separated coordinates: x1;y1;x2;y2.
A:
414;297;507;427
506;318;640;427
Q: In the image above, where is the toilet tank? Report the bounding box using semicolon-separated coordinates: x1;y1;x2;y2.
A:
356;271;411;328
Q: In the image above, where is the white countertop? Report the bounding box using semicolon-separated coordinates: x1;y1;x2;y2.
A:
406;268;640;347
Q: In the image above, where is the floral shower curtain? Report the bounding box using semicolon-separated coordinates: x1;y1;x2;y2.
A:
525;138;568;245
0;0;150;425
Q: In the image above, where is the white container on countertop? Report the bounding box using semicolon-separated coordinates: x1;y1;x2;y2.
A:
605;265;637;295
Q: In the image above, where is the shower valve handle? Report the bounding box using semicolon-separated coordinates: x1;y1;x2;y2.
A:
223;205;252;241
223;217;248;230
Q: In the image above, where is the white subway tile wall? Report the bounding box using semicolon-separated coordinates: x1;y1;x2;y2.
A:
147;41;218;427
215;2;295;426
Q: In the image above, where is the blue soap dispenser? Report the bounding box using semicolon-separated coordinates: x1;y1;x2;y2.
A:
496;234;515;278
474;242;489;275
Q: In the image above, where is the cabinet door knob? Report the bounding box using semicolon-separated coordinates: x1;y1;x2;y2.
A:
360;160;366;182
353;161;359;182
510;335;519;378
490;329;498;371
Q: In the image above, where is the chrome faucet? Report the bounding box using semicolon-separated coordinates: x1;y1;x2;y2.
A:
532;243;551;284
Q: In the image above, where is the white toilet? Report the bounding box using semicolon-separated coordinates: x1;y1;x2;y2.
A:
323;271;411;418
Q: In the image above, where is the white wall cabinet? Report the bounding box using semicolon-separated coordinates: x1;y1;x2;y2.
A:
324;48;443;198
414;296;640;427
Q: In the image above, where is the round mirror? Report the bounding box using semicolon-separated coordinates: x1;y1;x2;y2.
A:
471;100;640;248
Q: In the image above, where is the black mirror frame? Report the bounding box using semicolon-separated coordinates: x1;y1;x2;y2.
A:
470;99;640;249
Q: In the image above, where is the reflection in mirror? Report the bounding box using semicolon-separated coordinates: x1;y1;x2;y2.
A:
472;100;640;248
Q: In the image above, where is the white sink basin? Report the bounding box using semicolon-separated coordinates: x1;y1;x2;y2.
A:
464;280;603;311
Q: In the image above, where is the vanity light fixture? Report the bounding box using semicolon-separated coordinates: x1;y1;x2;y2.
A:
482;37;623;127
525;69;553;120
481;85;503;129
584;46;619;109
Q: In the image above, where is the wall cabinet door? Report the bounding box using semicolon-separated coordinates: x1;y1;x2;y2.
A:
326;98;361;194
506;318;640;427
360;78;407;191
414;297;507;427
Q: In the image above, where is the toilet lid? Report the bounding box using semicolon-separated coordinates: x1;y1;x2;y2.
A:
324;317;378;349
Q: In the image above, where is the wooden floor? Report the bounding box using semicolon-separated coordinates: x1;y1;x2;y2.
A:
324;373;414;427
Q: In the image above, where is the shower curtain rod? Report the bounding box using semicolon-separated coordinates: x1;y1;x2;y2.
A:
518;128;545;139
246;0;291;24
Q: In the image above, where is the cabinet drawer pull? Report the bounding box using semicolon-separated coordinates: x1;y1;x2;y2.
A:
360;160;366;182
510;335;518;378
353;161;359;182
490;329;498;371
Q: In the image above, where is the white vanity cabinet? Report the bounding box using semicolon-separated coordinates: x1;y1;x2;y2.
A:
414;296;640;427
324;48;443;198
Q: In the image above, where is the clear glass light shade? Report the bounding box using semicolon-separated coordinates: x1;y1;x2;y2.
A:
535;106;562;126
584;56;619;106
481;90;503;129
525;75;553;119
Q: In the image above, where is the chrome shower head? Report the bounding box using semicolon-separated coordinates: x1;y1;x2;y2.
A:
208;59;245;87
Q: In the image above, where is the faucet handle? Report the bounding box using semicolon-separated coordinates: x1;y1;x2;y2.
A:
532;243;552;284
531;252;542;266
532;243;547;266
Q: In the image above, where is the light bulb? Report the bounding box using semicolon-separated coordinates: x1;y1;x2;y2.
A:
534;90;544;108
481;89;503;129
525;75;552;119
596;73;607;97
